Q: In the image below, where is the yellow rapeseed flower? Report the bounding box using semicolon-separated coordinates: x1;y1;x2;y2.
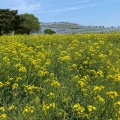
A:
114;101;120;108
0;107;5;112
8;105;16;110
106;91;119;99
0;114;7;119
0;82;4;88
47;92;55;98
51;80;60;88
19;66;27;72
87;105;97;112
73;103;85;115
12;83;18;89
23;105;35;116
94;95;105;103
93;85;104;92
59;55;70;61
114;74;120;82
42;103;55;111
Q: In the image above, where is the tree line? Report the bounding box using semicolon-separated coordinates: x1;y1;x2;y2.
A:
0;9;40;35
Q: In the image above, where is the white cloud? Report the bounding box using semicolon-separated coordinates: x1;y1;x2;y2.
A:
39;4;95;13
77;0;91;3
0;0;41;13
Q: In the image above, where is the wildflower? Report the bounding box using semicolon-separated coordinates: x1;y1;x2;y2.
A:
3;56;9;62
50;72;55;77
9;77;14;81
23;105;35;116
93;85;104;92
89;46;95;52
12;83;18;89
45;59;51;66
113;74;120;82
98;53;106;59
114;101;120;108
109;50;113;56
19;66;27;72
51;80;60;88
0;114;7;119
12;93;18;97
44;79;50;83
4;81;10;86
73;103;85;115
106;91;119;99
57;44;63;50
35;96;40;103
74;52;81;60
78;81;85;87
16;77;22;82
15;63;22;69
0;107;5;112
72;64;77;68
97;69;104;77
42;103;55;111
38;70;48;77
8;105;16;110
87;105;97;112
99;40;104;45
57;109;67;117
94;95;105;103
23;85;39;94
0;82;4;88
83;60;88;65
59;55;70;61
49;103;55;108
47;92;55;98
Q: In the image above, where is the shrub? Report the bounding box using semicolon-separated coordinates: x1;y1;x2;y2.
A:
44;29;56;34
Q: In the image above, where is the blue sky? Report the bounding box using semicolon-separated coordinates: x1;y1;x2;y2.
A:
0;0;120;27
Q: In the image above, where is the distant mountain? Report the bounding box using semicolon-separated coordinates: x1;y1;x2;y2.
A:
39;22;120;34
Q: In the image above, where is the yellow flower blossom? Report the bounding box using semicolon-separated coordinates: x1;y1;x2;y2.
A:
35;96;40;103
87;105;97;112
106;91;119;99
93;85;104;92
19;66;27;72
23;85;40;94
73;103;85;115
0;82;4;88
8;105;16;110
51;80;60;88
0;114;7;119
23;105;35;115
42;103;55;111
38;70;48;77
47;92;55;98
12;83;18;89
98;53;106;59
0;107;5;112
114;74;120;82
94;95;105;103
15;77;22;82
114;101;120;108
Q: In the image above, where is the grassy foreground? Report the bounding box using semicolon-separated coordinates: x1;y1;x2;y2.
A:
0;33;120;120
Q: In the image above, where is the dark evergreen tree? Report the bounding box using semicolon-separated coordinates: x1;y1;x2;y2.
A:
0;9;18;35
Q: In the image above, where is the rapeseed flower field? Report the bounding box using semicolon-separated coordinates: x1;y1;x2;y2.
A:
0;33;120;120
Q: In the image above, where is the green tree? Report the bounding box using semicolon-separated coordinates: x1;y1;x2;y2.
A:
0;9;18;35
16;13;40;34
44;29;56;35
